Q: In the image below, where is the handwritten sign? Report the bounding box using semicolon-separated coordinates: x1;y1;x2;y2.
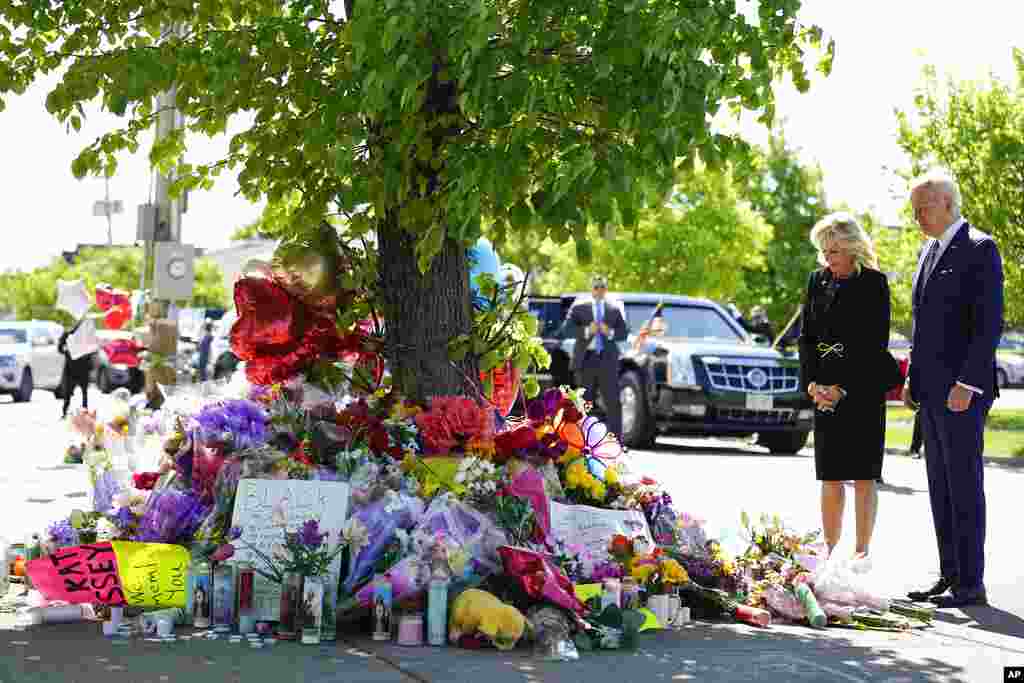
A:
230;479;351;620
111;541;190;608
549;501;654;571
27;542;126;606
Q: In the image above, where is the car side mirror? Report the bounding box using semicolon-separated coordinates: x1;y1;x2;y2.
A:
751;334;771;346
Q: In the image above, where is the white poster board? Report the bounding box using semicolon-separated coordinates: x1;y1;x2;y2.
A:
230;479;351;621
549;501;654;572
67;318;99;360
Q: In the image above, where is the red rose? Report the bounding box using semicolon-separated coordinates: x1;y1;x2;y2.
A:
494;425;538;456
132;472;160;490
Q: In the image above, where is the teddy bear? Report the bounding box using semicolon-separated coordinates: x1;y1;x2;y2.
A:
448;589;528;650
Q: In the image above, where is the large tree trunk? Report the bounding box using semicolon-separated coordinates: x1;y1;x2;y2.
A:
377;210;477;403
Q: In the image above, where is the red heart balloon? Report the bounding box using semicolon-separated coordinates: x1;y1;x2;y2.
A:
230;277;302;360
104;304;131;330
95;285;115;311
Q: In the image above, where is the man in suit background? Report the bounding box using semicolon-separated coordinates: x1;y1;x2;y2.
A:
904;170;1003;608
560;275;630;438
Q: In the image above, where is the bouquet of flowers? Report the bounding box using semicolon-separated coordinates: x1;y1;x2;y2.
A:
226;519;346;582
494;487;538;548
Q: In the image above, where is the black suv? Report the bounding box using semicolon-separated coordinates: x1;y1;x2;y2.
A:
527;293;814;453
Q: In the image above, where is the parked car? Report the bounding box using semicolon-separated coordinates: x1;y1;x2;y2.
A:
0;321;66;401
527;293;815;453
93;330;146;394
996;351;1024;389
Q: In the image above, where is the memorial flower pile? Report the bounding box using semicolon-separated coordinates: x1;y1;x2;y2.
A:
31;253;923;647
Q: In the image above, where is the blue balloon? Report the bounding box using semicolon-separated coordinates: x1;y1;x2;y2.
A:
467;237;502;309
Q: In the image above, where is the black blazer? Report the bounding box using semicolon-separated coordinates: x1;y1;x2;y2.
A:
798;267;893;399
559;297;629;371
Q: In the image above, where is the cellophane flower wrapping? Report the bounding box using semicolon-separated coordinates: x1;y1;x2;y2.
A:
497;546;587;618
341;492;425;595
507;468;550;543
811;555;889;612
93;469;126;514
351;494;508;608
134;487;212;544
764;584;807;621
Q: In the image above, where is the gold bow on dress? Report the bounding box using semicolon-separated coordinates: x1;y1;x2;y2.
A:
816;342;845;359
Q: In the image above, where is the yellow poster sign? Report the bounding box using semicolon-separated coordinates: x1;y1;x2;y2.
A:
110;541;191;608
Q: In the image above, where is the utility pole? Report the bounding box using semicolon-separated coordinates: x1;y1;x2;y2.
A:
141;22;186;407
93;176;123;246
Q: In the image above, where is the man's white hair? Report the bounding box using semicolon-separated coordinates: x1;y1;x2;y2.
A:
910;168;962;218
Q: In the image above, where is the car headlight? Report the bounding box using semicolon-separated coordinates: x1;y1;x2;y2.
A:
667;350;699;389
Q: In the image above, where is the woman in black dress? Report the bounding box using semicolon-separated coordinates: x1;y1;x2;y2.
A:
799;213;891;558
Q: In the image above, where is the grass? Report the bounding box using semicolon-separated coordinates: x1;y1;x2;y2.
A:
886;406;1024;459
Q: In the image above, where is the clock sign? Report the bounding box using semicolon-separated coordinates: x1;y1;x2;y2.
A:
167;257;187;279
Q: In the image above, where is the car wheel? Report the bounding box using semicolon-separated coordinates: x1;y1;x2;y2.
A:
129;369;145;394
996;368;1009;389
13;369;33;403
619;371;656;449
97;367;112;394
758;430;810;455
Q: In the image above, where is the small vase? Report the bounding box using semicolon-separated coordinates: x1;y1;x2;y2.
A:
277;572;303;640
300;575;325;645
320;574;338;642
647;593;672;628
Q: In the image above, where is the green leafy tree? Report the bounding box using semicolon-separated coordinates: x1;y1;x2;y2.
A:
736;132;828;326
896;51;1024;325
0;0;831;399
0;248;226;325
534;162;771;303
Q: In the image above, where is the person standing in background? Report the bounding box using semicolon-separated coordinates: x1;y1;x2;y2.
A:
559;275;630;439
58;321;93;419
197;321;214;382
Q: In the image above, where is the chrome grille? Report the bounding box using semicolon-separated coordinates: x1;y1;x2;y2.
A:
701;359;799;394
717;408;797;424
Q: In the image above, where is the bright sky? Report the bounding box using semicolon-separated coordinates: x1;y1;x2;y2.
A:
0;1;1020;273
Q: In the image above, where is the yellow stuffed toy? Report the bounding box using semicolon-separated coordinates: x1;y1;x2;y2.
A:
448;589;527;650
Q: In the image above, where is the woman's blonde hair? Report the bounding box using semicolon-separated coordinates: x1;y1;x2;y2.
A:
809;211;878;272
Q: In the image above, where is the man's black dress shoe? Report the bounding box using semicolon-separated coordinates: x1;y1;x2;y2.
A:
907;577;956;601
931;589;988;608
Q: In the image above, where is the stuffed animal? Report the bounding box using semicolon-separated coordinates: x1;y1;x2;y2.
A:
449;589;527;650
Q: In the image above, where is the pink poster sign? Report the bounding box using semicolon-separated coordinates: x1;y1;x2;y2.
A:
26;542;127;606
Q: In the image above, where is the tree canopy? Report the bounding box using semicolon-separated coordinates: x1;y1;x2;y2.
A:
532;161;771;302
736;132;826;325
0;247;226;325
896;50;1024;325
0;0;832;398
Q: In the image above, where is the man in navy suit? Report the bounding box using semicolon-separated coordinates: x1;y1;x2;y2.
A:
559;275;630;438
904;170;1003;608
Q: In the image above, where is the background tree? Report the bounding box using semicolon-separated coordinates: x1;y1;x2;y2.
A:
0;248;226;325
736;132;828;327
896;50;1024;326
532;162;771;304
0;0;831;400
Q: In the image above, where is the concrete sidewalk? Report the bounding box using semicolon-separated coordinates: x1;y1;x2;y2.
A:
3;606;1023;683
